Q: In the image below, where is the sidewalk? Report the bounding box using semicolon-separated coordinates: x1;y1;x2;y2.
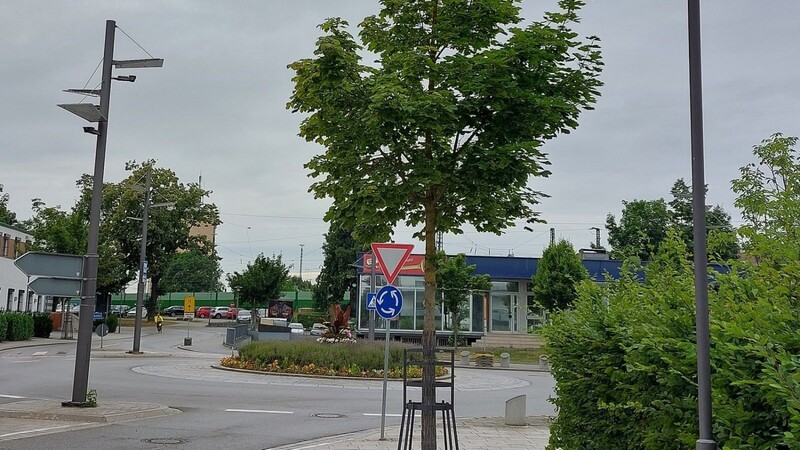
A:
266;416;550;450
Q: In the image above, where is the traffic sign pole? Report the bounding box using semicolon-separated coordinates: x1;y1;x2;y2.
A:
380;319;391;440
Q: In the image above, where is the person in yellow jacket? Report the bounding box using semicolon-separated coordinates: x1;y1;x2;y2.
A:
155;312;164;333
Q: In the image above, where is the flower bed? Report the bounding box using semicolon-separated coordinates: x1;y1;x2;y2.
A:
220;340;447;379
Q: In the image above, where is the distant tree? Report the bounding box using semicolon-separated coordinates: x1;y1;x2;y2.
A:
288;1;603;443
161;251;223;293
282;275;314;292
227;254;290;310
606;199;671;261
532;239;588;311
0;184;18;226
668;178;739;261
436;252;490;348
313;222;363;313
107;161;220;317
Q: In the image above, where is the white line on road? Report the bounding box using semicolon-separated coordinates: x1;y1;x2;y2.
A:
31;351;48;356
0;424;77;438
0;394;25;399
363;413;419;417
225;409;294;414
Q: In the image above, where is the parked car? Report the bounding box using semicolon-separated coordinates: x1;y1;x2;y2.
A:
123;307;148;318
226;308;240;319
110;305;130;315
288;323;305;334
210;306;231;319
195;306;213;318
236;309;252;324
161;306;185;317
310;323;329;336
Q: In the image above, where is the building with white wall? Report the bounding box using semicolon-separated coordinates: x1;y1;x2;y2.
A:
0;223;48;312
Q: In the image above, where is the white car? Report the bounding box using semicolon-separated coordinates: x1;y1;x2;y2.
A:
236;309;252;324
288;323;305;334
123;307;148;318
210;307;231;319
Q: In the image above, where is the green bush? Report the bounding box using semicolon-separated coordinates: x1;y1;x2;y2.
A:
544;235;800;450
105;314;118;333
238;340;409;372
0;315;7;342
4;313;34;341
294;311;328;330
32;313;53;338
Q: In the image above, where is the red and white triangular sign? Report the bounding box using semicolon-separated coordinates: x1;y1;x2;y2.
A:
371;243;414;285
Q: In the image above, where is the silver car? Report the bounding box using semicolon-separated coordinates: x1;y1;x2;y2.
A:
210;307;230;319
236;309;252;324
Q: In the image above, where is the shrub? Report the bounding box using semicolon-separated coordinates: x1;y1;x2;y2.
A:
4;313;34;341
32;313;53;338
294;311;327;330
0;314;7;342
544;235;800;450
105;314;118;333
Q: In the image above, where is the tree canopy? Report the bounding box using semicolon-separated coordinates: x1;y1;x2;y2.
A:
227;254;290;310
0;184;18;226
531;239;588;311
161;250;223;293
288;1;602;444
436;252;490;346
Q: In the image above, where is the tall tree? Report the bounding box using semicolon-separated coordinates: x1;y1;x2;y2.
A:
606;199;671;261
531;239;588;311
107;161;220;317
288;1;602;444
668;178;739;261
0;184;18;226
161;250;223;293
732;133;800;264
436;252;490;348
282;275;314;292
313;222;363;313
227;254;289;310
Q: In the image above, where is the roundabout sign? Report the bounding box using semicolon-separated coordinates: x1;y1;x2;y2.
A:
375;285;402;320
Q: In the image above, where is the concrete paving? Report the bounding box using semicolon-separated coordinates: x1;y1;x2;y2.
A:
0;323;552;448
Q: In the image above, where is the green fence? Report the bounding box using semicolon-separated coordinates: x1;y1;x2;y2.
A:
110;290;315;310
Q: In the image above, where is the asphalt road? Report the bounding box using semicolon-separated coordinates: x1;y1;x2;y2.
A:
0;321;555;449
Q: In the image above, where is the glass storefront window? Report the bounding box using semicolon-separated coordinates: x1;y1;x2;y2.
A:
471;293;485;332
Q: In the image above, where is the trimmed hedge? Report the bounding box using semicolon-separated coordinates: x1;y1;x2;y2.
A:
32;313;53;338
544;237;800;450
4;313;34;341
0;315;6;342
238;340;409;372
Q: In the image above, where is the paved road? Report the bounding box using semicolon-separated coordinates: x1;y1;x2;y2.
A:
0;321;555;449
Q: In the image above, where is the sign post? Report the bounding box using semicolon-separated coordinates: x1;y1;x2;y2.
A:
15;252;84;297
184;296;195;339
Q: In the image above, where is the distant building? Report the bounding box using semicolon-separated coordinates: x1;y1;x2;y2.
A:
0;223;48;312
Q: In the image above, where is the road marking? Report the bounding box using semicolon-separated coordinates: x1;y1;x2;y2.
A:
363;413;419;417
0;424;77;438
225;409;293;414
31;351;48;356
0;394;25;399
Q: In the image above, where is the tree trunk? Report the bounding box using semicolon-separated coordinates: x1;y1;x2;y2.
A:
422;201;438;449
146;276;160;320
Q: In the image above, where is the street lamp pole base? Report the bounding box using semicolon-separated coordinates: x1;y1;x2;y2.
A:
125;350;144;355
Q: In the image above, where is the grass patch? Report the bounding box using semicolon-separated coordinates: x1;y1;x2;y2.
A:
221;340;447;379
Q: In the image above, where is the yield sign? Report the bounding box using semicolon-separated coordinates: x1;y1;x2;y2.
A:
371;243;414;285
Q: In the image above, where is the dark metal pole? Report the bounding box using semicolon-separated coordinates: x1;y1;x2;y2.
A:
688;1;716;448
68;19;115;406
131;168;151;353
369;251;376;340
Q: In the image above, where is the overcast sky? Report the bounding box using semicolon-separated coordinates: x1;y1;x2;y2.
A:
2;1;798;283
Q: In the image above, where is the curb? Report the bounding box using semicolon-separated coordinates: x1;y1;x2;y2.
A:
0;400;181;424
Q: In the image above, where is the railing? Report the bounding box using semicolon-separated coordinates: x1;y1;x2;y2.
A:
224;324;250;347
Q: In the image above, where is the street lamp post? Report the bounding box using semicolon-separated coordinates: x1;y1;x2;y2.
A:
59;20;162;406
130;169;152;354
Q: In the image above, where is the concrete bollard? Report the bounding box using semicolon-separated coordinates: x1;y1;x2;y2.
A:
500;352;510;368
539;355;549;370
505;394;527;426
460;351;470;366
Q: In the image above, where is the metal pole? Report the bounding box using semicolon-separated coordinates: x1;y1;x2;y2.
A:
299;243;304;281
68;19;115;406
688;1;716;448
379;321;391;439
131;168;151;353
369;252;376;341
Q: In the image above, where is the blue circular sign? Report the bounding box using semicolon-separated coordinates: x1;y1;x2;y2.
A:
375;285;403;320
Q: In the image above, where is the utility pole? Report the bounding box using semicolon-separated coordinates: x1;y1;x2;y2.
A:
131;168;151;354
368;252;376;341
549;227;555;246
299;243;305;281
590;227;601;248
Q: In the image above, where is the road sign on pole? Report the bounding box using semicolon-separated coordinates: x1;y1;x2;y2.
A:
28;277;82;297
376;285;403;320
366;293;377;310
15;252;83;279
370;243;414;285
